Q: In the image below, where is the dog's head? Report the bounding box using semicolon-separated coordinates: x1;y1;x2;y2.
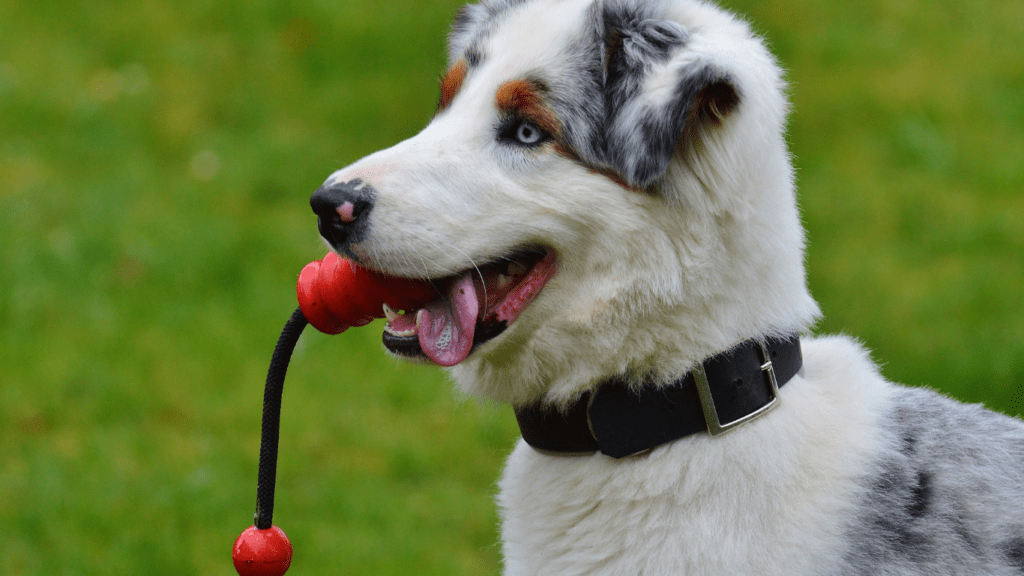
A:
311;0;819;405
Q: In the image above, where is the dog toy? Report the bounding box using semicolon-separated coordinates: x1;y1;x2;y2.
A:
231;253;437;575
296;251;437;334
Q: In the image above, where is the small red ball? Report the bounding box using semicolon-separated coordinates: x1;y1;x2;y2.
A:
233;525;293;576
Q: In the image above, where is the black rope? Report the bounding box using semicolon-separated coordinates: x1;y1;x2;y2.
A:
255;307;308;529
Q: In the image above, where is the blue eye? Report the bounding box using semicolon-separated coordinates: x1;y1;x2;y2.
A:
515;122;543;144
499;119;550;147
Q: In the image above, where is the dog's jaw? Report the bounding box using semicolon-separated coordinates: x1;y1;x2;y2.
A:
379;247;559;366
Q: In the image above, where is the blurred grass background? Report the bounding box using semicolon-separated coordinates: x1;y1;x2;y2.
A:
0;0;1021;573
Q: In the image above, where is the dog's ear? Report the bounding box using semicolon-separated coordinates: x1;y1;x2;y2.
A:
448;3;488;65
603;16;741;190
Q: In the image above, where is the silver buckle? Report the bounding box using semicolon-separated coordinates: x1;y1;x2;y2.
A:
692;341;780;437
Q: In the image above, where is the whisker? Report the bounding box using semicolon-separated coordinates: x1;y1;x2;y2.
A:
445;243;488;308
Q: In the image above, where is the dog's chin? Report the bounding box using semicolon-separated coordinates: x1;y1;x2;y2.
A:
380;247;558;366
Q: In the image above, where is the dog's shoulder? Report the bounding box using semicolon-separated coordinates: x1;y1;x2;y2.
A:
823;346;1024;575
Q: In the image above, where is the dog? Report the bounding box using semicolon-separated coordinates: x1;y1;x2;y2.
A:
308;0;1024;573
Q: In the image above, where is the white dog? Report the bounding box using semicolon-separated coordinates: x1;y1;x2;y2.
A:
308;0;1024;573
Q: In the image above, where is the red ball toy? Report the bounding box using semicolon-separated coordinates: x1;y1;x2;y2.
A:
296;251;437;334
233;525;293;576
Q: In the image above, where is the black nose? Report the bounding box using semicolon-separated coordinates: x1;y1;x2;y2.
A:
310;178;375;250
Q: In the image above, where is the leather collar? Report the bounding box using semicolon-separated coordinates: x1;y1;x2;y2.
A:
513;334;802;458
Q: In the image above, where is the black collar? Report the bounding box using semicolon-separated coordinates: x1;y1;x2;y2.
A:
513;334;802;458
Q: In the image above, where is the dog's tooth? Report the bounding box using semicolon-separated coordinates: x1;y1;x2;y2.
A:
383;302;400;322
383;324;416;337
497;274;510;288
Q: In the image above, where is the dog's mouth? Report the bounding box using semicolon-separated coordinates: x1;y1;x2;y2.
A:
381;247;558;366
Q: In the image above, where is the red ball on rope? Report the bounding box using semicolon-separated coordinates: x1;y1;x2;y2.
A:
296;251;437;335
237;253;435;573
233;525;293;576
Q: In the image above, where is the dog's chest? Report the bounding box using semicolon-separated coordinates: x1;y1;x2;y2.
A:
497;446;841;575
495;349;891;576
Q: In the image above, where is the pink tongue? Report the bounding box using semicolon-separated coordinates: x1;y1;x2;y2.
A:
417;273;479;366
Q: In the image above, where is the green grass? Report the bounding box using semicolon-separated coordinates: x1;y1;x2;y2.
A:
1;0;1021;574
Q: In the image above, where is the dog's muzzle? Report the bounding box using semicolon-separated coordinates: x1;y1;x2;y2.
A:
310;178;376;251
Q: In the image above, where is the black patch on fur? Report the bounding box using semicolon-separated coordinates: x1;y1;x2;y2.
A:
902;429;918;455
603;7;687;64
603;12;688;110
1004;536;1024;571
868;463;931;559
908;470;932;519
600;8;741;188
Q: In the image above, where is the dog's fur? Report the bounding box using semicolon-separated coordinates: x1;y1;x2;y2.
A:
316;0;1024;573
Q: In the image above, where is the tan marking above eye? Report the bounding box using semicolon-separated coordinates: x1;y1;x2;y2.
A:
494;79;562;138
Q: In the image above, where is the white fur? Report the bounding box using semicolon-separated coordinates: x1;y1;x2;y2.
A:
316;0;1024;573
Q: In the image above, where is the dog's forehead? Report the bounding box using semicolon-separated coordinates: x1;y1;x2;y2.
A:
487;0;594;74
454;0;597;74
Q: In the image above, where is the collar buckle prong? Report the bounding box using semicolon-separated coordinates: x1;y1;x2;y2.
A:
693;341;781;437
